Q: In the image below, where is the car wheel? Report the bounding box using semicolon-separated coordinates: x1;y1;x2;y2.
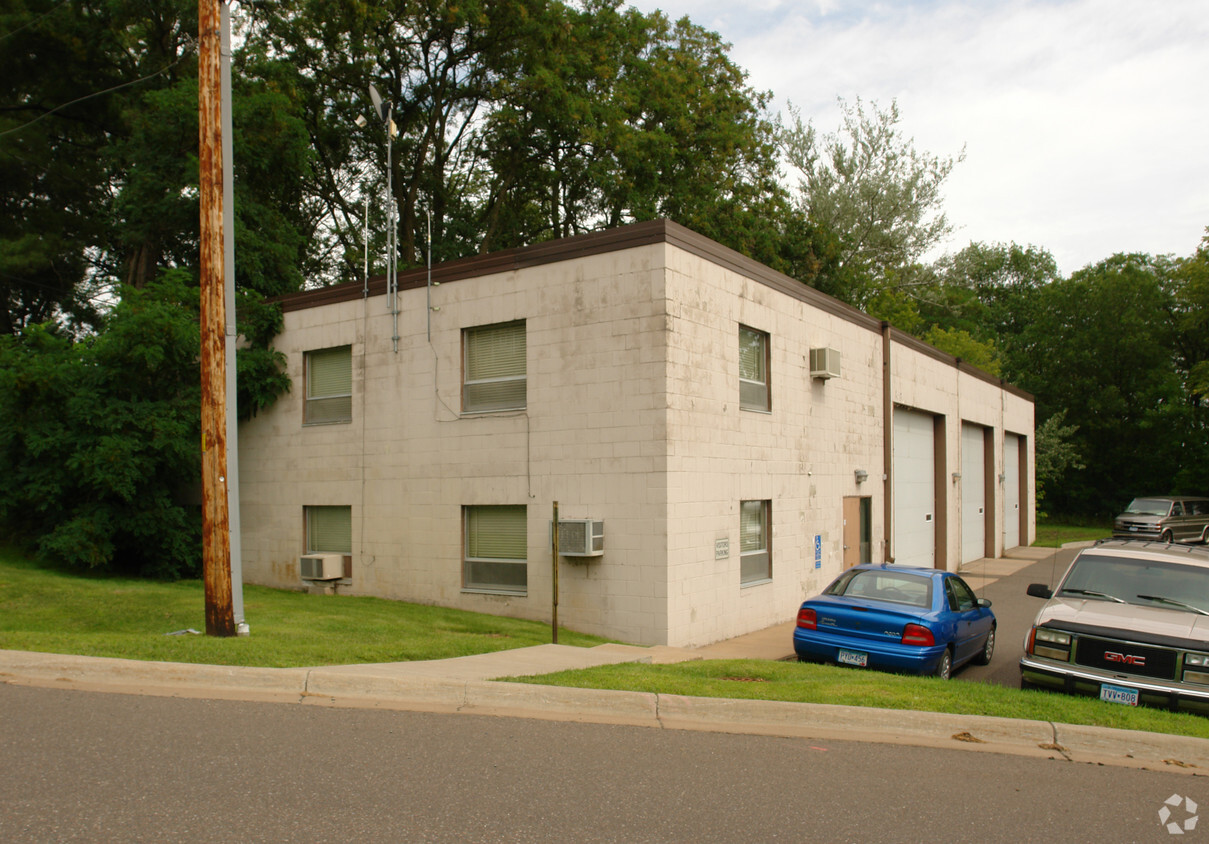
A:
933;648;953;680
973;626;995;665
1161;529;1174;544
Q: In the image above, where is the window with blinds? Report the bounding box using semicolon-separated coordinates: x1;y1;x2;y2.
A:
739;326;769;411
306;505;352;554
464;321;526;412
464;505;527;594
305;346;352;424
740;499;771;585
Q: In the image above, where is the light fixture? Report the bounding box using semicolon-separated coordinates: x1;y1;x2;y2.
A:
952;472;961;483
855;469;868;484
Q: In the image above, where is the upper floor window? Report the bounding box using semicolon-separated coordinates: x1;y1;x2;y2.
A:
740;499;771;586
464;321;526;412
304;346;352;424
739;326;769;412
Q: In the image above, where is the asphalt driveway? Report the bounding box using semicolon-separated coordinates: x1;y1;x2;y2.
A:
955;546;1079;687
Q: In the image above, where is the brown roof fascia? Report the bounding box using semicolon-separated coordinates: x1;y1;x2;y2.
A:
275;220;670;314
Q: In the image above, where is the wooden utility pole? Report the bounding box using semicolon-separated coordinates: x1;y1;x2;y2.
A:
198;0;234;637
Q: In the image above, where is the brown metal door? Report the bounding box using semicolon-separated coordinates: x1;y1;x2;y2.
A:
843;497;861;569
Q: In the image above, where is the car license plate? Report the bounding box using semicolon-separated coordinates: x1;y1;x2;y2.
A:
1100;683;1139;706
837;649;868;667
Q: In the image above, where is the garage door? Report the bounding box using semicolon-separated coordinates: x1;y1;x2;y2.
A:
1003;434;1021;550
961;424;987;564
893;408;935;567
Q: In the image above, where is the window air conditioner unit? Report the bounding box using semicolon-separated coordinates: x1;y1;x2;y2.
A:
300;553;344;581
551;519;604;557
810;347;841;380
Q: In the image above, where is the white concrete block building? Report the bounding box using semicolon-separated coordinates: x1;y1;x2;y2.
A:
238;220;1034;647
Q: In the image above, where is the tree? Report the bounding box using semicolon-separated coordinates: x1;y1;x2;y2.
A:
1033;410;1084;515
1014;254;1183;516
478;4;794;267
0;274;203;577
922;326;1000;377
780;97;964;306
933;241;1061;378
1171;230;1209;493
243;0;803;281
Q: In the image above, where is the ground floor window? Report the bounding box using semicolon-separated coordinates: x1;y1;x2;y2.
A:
305;505;351;553
740;500;771;585
464;505;527;594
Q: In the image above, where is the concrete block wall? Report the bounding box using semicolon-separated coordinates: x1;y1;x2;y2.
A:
660;245;887;646
239;244;677;645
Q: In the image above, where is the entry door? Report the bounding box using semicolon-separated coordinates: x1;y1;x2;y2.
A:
1003;434;1021;549
843;497;871;568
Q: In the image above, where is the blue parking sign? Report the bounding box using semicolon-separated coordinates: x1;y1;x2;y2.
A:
814;535;822;569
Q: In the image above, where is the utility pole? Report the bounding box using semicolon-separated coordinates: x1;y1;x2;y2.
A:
199;0;235;637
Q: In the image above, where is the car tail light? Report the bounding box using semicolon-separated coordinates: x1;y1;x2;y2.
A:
796;607;817;630
902;623;934;646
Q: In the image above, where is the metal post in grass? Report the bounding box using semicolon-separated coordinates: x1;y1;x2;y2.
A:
552;501;559;644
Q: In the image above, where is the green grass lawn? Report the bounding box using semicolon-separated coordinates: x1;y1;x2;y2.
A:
0;551;607;667
509;659;1209;739
1033;517;1112;548
4;547;1209;740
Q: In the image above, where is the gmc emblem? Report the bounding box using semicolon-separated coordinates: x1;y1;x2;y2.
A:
1104;651;1146;666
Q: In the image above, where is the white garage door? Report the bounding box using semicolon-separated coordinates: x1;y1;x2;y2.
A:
893;408;935;567
1003;434;1021;550
961;424;986;564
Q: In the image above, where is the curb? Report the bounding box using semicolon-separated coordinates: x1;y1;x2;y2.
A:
4;649;1209;774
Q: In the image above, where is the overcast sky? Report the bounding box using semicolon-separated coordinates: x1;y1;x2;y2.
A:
624;0;1208;275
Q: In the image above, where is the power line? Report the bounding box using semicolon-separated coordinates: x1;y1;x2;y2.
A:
0;49;192;139
0;0;71;44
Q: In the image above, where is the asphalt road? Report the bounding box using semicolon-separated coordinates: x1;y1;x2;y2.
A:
0;682;1200;843
954;547;1078;686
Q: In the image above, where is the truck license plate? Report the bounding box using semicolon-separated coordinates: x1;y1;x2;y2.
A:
1100;683;1139;706
838;649;868;667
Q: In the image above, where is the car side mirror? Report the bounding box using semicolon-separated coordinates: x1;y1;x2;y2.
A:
977;598;992;608
1026;583;1053;599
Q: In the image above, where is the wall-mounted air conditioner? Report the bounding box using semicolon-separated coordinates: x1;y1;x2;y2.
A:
810;347;841;380
300;553;344;581
551;519;604;557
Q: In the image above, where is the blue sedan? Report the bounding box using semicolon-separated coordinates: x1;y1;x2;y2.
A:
793;564;996;679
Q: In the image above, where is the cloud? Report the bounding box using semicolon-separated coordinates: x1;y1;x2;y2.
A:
627;0;1209;273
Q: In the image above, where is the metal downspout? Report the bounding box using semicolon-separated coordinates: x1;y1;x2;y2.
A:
882;321;894;563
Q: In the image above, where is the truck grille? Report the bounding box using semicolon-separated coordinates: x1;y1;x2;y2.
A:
1074;636;1176;680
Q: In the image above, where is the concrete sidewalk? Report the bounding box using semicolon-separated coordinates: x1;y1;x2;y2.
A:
4;543;1208;775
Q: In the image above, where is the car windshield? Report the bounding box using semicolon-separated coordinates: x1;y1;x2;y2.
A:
829;570;932;608
1124;498;1172;516
1058;553;1209;614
